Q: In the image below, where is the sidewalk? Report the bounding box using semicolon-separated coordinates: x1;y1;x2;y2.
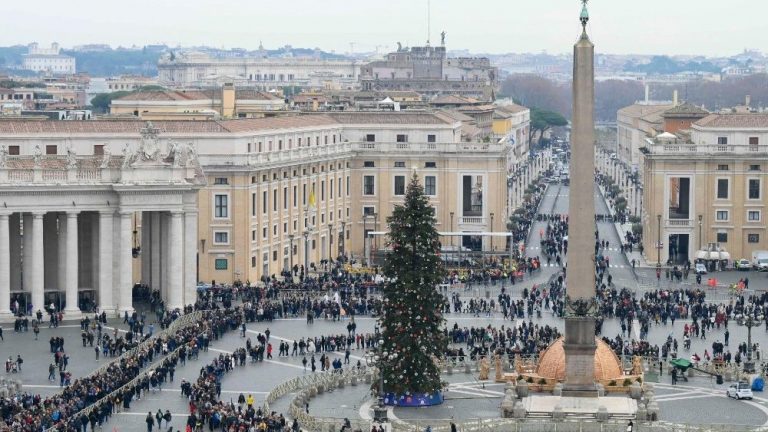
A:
597;185;652;269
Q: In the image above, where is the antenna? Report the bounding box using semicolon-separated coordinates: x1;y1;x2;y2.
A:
427;0;431;45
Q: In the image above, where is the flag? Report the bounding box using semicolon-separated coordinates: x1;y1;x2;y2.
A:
308;189;316;208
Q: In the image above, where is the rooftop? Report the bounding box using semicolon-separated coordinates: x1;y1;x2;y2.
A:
695;113;768;129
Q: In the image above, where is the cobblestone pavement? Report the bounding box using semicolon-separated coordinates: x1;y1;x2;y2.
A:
4;184;768;431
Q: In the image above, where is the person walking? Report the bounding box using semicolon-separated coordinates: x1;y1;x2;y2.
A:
145;412;155;432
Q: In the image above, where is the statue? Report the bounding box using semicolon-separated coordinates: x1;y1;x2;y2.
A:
100;146;111;169
440;31;446;46
495;353;503;381
168;141;194;167
121;143;132;168
0;145;7;168
632;356;643;376
397;42;402;52
65;145;77;169
479;357;490;380
138;121;161;162
32;144;42;166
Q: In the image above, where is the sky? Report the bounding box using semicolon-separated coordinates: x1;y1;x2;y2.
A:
0;0;762;57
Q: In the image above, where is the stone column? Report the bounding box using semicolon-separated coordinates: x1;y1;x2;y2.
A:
141;211;151;285
167;211;183;310
43;213;59;291
161;212;169;301
22;213;32;295
31;212;45;314
64;212;81;316
98;211;115;315
118;211;134;314
184;210;198;307
150;212;161;291
9;213;20;294
0;213;11;318
563;14;597;396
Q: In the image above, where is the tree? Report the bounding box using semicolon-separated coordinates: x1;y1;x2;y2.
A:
89;91;131;113
378;174;447;399
530;107;568;144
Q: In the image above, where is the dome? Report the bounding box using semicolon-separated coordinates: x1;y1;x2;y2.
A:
535;337;623;381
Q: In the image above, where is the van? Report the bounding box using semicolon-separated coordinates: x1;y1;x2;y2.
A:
752;250;768;271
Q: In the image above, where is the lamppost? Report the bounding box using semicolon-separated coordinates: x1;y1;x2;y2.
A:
365;338;391;424
740;311;764;373
698;215;703;251
303;230;310;273
340;221;346;258
288;234;295;274
327;223;334;263
373;212;379;264
489;212;495;253
657;214;662;266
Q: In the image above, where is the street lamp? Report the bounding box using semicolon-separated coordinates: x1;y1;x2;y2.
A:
288;234;295;274
340;221;346;258
490;212;495;253
303;230;310;273
328;223;334;263
365;338;391;424
698;215;703;251
740;311;764;373
657;214;662;266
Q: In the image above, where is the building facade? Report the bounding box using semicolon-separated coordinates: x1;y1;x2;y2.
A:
0;113;509;313
157;51;361;89
22;43;76;74
641;113;768;265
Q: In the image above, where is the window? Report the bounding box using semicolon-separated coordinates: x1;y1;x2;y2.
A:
394;176;406;196
717;165;729;171
363;176;375;195
749;211;761;222
717;137;728;145
252;230;256;241
716;210;728;221
750;164;761;171
214;177;229;185
262;227;267;239
213;232;229;244
425;162;437;168
251;257;256;268
273;189;277;211
283;187;288;210
717;232;728;243
46;145;57;155
750;137;760;151
717;179;729;199
262;191;268;214
396;134;408;143
273;251;278;261
8;146;19;155
321;181;325;201
93;145;104;155
749;179;761;199
749;234;760;243
427;134;436;143
214;195;228;218
363;161;375;168
214;259;228;270
394;161;405;168
424;176;436;196
364;206;375;216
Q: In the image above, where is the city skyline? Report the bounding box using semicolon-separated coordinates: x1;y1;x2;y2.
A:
1;0;764;57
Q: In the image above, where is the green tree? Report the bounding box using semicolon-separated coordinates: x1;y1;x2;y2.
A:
378;174;447;397
530;107;567;144
89;91;131;113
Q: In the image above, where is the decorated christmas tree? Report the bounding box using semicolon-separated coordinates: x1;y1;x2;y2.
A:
378;174;447;404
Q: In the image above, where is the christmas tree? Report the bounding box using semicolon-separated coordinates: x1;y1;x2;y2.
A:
378;174;447;399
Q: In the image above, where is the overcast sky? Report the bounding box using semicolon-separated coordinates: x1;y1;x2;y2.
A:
0;0;760;57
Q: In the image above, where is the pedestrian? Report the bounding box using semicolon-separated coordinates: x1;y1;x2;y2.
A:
163;409;172;431
15;355;22;372
145;412;154;432
94;346;99;361
671;368;677;385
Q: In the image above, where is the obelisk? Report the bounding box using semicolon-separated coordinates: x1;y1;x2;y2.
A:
563;0;598;396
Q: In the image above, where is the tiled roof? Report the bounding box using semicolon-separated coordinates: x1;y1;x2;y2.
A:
235;89;282;100
218;115;338;132
695;113;768;129
431;95;479;105
327;112;453;125
0;120;229;134
114;90;213;102
662;103;709;117
494;104;528;116
618;103;673;121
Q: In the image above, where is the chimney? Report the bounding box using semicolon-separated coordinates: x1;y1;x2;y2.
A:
644;84;650;104
746;95;751;107
221;83;236;118
673;90;678;106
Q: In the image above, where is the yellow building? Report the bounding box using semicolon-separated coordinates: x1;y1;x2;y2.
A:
641;113;768;265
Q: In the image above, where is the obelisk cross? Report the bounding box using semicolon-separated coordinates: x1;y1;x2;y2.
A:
580;0;590;29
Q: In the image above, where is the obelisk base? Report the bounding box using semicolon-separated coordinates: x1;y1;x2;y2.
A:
563;316;598;397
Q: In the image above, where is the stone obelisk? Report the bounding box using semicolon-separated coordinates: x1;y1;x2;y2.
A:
563;0;597;397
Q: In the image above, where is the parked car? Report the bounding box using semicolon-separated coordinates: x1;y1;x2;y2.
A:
695;263;707;275
727;382;753;400
751;250;768;271
736;258;751;271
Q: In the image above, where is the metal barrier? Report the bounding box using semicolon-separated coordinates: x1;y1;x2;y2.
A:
43;311;204;431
